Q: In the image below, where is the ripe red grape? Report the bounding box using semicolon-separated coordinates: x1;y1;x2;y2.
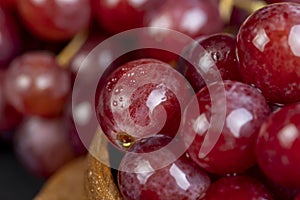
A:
177;33;241;92
91;0;161;34
96;58;193;150
256;103;300;187
118;135;210;200
4;52;72;117
182;80;270;174
146;0;224;38
237;3;300;104
16;0;91;41
14;116;75;178
202;176;273;200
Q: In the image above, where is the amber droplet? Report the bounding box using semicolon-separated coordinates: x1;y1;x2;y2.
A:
117;132;135;149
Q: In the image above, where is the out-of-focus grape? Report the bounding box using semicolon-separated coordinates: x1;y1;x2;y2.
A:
14;116;75;178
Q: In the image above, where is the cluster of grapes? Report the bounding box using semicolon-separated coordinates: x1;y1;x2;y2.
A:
0;0;299;199
0;0;226;179
92;1;300;200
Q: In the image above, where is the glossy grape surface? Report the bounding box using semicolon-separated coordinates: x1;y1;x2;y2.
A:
118;135;210;200
177;33;240;92
237;3;300;104
256;103;300;187
182;80;270;174
4;52;71;117
202;176;273;200
17;0;91;41
96;58;193;150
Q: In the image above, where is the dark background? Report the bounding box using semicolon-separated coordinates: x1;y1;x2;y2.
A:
0;141;44;200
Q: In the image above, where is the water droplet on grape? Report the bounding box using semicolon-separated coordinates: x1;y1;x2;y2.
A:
117;132;135;149
112;101;118;107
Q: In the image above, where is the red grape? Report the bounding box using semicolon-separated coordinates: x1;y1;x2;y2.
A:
237;3;300;104
256;103;300;187
118;135;210;200
202;176;273;200
4;52;72;117
146;0;224;38
96;58;193;150
182;80;270;174
16;0;91;41
91;0;161;34
177;33;241;92
14;116;75;178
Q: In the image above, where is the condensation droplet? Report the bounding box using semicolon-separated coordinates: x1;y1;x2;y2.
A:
117;132;135;149
114;86;123;94
112;101;118;107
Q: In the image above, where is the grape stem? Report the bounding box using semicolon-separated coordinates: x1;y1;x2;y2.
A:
219;0;235;22
234;0;266;13
56;30;89;68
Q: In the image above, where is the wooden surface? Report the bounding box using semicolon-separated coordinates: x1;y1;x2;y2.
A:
34;129;122;200
34;156;87;200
